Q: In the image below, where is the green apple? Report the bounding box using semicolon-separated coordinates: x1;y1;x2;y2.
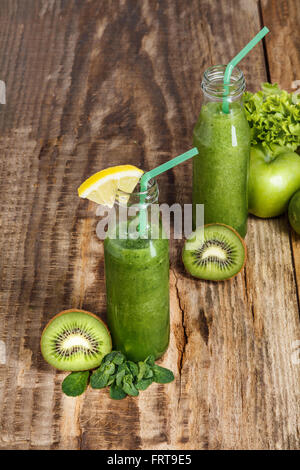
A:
248;145;300;218
288;189;300;234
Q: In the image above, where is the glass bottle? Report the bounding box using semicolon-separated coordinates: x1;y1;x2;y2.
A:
104;178;169;362
192;65;250;237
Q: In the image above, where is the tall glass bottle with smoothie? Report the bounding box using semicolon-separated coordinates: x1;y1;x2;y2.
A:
104;179;169;362
193;65;250;237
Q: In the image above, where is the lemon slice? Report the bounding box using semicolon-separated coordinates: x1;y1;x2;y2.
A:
78;165;143;207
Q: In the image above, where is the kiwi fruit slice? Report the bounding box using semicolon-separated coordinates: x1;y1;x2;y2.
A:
182;223;246;281
40;309;112;371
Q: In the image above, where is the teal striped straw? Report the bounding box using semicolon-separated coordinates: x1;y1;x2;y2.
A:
139;147;199;235
222;26;269;114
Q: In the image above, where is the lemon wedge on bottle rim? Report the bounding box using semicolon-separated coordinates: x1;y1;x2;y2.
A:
78;165;143;207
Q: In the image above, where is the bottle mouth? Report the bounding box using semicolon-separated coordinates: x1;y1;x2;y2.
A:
115;177;159;206
202;65;246;101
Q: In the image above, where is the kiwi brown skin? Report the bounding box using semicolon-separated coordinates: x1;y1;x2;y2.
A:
40;308;112;361
182;223;247;282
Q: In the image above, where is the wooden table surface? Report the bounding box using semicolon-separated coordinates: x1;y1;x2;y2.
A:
0;0;299;450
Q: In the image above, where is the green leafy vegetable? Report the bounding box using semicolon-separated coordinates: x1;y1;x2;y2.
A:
137;361;147;382
152;364;175;384
112;351;125;365
106;363;116;375
110;384;127;400
90;363;115;389
107;374;116;386
243;82;300;152
145;355;155;367
122;374;139;397
90;371;110;389
61;350;175;400
117;362;130;374
62;371;89;397
136;378;153;390
102;351;118;364
143;365;154;379
116;368;126;387
127;361;139;377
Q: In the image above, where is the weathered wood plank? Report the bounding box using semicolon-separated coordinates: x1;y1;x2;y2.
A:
260;0;300;308
0;0;299;450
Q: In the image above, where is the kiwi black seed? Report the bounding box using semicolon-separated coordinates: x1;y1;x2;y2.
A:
182;223;246;281
40;309;112;371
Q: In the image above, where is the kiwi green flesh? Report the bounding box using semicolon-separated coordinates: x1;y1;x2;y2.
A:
183;224;245;281
41;311;112;371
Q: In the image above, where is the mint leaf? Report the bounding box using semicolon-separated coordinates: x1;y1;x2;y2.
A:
145;355;155;367
116;368;126;387
96;359;115;375
122;375;139;397
136;378;153;391
122;383;139;397
110;384;127;400
104;363;115;375
107;374;116;386
62;371;89;397
90;372;109;389
127;361;139;377
152;365;174;384
137;361;147;382
143;364;154;379
90;363;115;389
97;362;106;374
117;362;130;374
102;351;118;364
112;352;126;365
90;361;116;389
61;351;175;400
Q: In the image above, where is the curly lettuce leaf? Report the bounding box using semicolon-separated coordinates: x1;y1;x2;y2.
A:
243;83;300;152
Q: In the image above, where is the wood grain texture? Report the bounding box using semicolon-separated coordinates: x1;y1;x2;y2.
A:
0;0;299;450
260;0;300;315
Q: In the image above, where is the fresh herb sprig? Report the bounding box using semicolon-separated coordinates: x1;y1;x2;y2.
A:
61;351;174;399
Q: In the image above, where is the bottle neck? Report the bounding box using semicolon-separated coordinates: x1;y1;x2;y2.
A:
111;178;160;240
201;65;245;104
114;178;159;209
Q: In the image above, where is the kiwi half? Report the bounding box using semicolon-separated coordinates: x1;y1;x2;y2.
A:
40;309;112;371
182;223;246;281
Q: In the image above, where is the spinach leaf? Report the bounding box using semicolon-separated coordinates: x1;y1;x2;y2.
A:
152;365;174;384
62;371;89;397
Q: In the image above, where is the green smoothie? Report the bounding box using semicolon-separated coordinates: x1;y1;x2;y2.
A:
193;101;250;237
104;229;169;362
